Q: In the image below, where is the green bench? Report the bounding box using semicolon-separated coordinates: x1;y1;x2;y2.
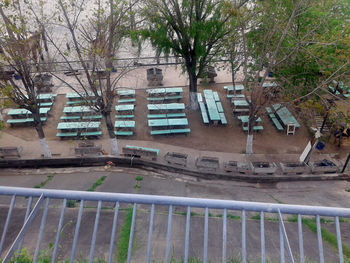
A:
151;129;171;135
114;131;134;136
82;115;102;120
39;102;53;107
56;132;78;138
197;93;203;102
227;94;245;99
118;98;136;104
242;126;264;132
148;114;167;119
167;113;186;118
219;113;227;125
151;128;190;135
213;92;220;102
66;100;96;105
216;102;224;113
60;116;81;121
7;117;47;124
199;102;209;124
115;115;134;119
148;113;186;119
266;107;284;131
80;131;102;137
147;95;182;102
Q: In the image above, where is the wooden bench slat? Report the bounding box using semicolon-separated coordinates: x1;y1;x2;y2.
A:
151;129;172;135
242;126;264;132
148;114;167;119
219;113;227;125
80;131;102;136
60;116;81;120
167;113;186;118
170;128;191;134
56;132;78;137
82;115;103;120
115;115;134;119
118;98;136;104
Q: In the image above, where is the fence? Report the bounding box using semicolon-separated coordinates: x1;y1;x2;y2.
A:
0;186;349;263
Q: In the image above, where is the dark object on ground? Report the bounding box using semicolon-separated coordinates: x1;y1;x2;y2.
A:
164;152;188;167
316;141;325;150
147;67;163;86
196;156;219;171
250;162;277;175
0;147;21;159
74;145;102;157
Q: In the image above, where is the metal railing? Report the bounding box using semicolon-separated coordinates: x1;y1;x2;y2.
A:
0;186;349;263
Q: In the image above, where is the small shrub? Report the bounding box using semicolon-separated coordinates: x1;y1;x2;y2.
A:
136;176;143;181
67;200;76;208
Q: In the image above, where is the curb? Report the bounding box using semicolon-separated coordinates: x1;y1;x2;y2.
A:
0;156;349;183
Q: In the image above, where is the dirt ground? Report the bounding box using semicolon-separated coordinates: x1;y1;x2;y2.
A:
1;81;347;155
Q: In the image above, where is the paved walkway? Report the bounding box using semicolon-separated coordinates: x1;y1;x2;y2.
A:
1;131;348;173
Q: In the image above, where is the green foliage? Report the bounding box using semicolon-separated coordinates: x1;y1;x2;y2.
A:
142;0;231;89
117;207;134;263
87;176;107;192
34;175;54;189
135;176;143;181
66;200;76;208
0;121;4;131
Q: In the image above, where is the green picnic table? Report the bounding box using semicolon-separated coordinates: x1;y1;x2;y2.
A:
114;120;135;128
237;115;262;123
115;104;135;112
66;91;101;99
272;104;300;128
165;87;183;94
147;103;185;111
8;108;51;116
224;84;244;93
262;82;277;88
63;106;93;114
233;100;249;107
148;118;188;127
117;89;135;97
57;121;101;130
146;87;183;96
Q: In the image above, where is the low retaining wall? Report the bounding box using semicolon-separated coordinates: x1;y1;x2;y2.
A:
0;156;348;183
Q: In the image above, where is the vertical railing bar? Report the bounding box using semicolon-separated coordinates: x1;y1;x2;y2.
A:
17;196;33;254
316;215;324;263
277;210;294;263
165;205;173;263
51;198;67;263
260;211;265;263
203;207;209;263
33;197;50;263
3;194;44;263
0;195;16;256
88;201;102;263
184;206;191;263
107;201;119;263
126;203;137;263
146;204;155;263
69;200;85;263
222;208;227;263
297;214;304;263
335;216;344;263
279;214;285;263
242;210;246;263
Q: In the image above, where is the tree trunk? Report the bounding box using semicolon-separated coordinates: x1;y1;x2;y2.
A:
103;112;119;155
246;134;253;155
188;72;199;110
33;113;51;158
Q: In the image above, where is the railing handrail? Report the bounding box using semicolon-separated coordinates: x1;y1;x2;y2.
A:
1;186;349;217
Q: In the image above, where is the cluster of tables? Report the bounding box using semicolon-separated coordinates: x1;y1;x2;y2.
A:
115;89;136;136
58;92;103;139
7;93;56;126
198;89;227;125
146;91;190;134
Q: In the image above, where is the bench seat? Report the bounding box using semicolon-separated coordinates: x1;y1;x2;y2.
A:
39;102;53;107
197;93;203;102
271;116;284;131
60;116;81;121
7;117;47;124
227;94;245;99
199;102;209;124
167;113;186;118
148;114;167;119
170;128;190;134
147;95;182;102
115;131;134;136
66;100;96;105
118;98;136;104
124;145;160;157
242;126;264;132
80;131;102;136
56;132;78;138
151;129;172;135
219;113;227;125
115;114;134;119
82;115;102;120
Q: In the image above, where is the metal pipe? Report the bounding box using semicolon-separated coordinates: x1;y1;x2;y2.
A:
165;205;173;263
88;200;102;263
335;216;344;263
0;195;16;256
222;209;227;263
69;200;85;263
146;204;155;263
260;211;265;263
1;187;349;217
297;214;304;263
316;215;324;263
184;206;191;263
33;198;50;263
107;202;119;263
126;203;137;263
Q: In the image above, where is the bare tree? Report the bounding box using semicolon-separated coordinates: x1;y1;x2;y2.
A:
0;2;52;157
35;0;141;155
